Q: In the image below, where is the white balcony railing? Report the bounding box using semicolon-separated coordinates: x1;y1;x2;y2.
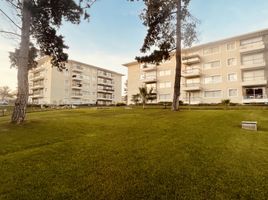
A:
242;76;267;86
243;95;268;104
183;83;202;91
182;68;201;78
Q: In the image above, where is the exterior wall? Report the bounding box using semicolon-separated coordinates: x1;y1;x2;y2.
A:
29;57;123;105
125;29;268;105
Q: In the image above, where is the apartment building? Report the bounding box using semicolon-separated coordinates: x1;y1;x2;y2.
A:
29;57;123;105
124;29;268;105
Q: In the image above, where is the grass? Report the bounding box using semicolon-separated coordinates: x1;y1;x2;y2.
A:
0;108;268;199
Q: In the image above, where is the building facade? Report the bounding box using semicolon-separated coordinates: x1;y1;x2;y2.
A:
29;57;123;105
124;29;268;105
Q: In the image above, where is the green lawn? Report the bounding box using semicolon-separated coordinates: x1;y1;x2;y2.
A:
0;108;268;200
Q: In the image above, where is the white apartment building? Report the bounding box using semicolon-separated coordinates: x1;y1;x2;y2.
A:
29;57;123;105
124;29;268;105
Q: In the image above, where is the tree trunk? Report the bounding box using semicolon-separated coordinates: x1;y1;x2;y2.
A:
11;0;31;124
172;0;182;111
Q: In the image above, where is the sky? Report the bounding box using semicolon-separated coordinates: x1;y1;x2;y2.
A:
1;0;268;91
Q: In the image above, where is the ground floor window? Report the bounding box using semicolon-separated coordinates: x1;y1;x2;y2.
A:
244;87;265;99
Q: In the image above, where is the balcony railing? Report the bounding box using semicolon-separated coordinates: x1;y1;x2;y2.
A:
72;66;83;72
242;76;267;86
182;54;201;65
240;41;265;53
183;83;202;91
72;74;83;80
242;94;268;103
183;97;201;104
182;68;201;78
143;76;157;83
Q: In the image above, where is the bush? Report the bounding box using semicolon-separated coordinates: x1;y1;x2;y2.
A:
221;99;231;106
116;103;127;107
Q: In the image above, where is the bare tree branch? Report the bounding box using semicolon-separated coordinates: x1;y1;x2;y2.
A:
0;30;21;37
5;0;22;9
0;8;21;29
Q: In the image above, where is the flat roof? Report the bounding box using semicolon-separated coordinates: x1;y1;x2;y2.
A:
68;60;124;76
123;28;268;67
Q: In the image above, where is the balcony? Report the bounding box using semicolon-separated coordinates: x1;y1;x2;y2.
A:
71;93;83;99
240;41;265;53
143;77;157;83
242;77;267;86
72;66;83;73
72;74;83;80
98;81;113;86
32;66;45;73
242;95;268;104
241;61;266;70
183;83;202;91
182;68;201;78
97;96;113;101
32;75;45;81
72;84;82;90
142;65;157;72
32;93;44;98
32;83;44;89
183;97;201;105
98;71;113;79
182;54;201;65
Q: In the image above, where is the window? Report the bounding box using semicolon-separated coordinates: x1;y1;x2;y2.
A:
204;75;222;84
243;70;265;82
228;73;237;81
159;70;171;77
227;42;236;51
204;61;220;70
204;90;222;98
203;46;220;55
159;82;171;89
227;58;237;66
241;37;262;46
242;53;264;65
159;94;171;101
228;89;238;97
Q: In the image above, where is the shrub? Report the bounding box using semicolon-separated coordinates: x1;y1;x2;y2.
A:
221;99;231;106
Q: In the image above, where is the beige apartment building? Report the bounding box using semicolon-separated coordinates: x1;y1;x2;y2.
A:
29;57;123;105
124;29;268;105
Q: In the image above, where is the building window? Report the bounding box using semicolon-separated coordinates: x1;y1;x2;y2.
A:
242;53;264;65
227;58;237;66
159;94;171;101
228;89;238;97
204;75;222;84
228;73;237;81
203;46;219;55
159;82;171;89
159;70;171;77
243;70;265;82
204;90;222;98
204;60;220;70
227;42;236;51
241;37;262;46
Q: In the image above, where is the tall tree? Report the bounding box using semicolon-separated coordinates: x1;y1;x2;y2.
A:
1;0;96;123
133;0;198;111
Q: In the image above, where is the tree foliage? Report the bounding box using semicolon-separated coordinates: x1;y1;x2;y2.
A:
135;0;199;64
138;86;155;109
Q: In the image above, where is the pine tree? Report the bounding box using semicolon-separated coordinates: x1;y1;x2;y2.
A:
133;0;199;111
1;0;96;123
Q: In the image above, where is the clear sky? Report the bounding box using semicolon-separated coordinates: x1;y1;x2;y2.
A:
1;0;268;91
